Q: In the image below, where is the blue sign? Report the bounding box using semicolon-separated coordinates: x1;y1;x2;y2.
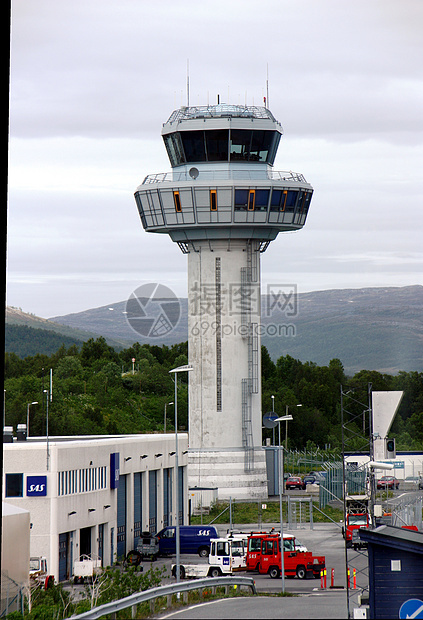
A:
27;475;47;496
223;557;229;565
110;452;120;489
399;599;423;619
382;460;405;469
263;412;278;429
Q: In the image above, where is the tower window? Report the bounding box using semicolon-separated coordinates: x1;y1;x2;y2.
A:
254;189;270;211
234;189;249;210
248;190;255;211
210;190;217;211
173;191;182;212
285;190;297;212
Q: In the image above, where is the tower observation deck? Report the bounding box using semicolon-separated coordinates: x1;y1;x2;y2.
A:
135;104;313;500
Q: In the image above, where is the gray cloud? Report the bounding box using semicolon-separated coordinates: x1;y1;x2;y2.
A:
7;0;423;317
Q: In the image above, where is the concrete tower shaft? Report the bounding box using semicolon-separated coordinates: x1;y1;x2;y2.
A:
134;104;313;499
187;238;262;450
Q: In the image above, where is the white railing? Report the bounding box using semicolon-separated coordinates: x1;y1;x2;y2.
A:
142;170;307;185
69;575;256;619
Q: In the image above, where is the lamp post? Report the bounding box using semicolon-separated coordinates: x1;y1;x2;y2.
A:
43;390;49;470
169;364;193;584
164;401;174;434
284;404;302;449
274;414;293;592
27;401;38;438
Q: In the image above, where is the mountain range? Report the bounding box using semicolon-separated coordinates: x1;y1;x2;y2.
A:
6;285;423;375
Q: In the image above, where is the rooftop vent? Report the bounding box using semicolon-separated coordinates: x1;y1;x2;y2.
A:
17;424;27;442
3;426;13;443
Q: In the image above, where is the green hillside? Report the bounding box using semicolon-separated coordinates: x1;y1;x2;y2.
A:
5;324;85;358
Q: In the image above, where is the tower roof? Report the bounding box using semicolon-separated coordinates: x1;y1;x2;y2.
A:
166;104;278;124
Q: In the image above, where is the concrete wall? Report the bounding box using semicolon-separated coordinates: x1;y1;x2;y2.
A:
188;239;262;450
1;503;30;614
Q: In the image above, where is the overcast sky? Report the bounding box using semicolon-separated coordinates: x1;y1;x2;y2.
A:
7;0;423;318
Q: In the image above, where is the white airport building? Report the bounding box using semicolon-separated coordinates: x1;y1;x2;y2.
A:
2;432;189;582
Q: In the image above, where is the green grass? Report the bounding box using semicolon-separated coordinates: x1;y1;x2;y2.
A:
190;500;343;526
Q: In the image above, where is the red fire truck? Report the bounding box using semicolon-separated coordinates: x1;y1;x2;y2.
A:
343;495;371;549
247;533;325;579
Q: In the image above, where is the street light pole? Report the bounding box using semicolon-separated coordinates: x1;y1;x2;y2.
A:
284;404;302;449
27;401;38;438
43;390;49;470
278;419;285;592
164;401;174;434
274;413;293;592
169;364;193;585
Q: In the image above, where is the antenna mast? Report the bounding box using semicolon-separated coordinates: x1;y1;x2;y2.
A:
266;63;269;108
187;59;190;107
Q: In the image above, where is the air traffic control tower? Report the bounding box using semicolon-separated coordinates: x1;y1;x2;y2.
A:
134;104;313;499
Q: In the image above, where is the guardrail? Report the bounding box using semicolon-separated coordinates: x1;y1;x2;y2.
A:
69;575;257;619
142;170;307;184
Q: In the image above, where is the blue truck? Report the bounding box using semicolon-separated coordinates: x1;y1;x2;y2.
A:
156;525;219;557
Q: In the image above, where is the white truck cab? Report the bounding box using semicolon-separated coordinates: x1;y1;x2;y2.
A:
172;536;247;579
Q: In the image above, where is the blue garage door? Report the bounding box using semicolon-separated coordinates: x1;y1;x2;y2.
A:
149;470;157;533
134;472;142;547
59;533;68;581
98;524;104;566
117;474;127;560
163;468;172;527
178;466;184;525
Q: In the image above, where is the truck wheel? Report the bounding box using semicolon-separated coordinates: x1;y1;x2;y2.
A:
172;566;185;579
296;565;306;579
269;566;280;579
45;576;54;589
198;546;209;558
210;568;221;578
126;550;142;566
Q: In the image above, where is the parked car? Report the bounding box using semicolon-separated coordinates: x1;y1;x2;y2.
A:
309;471;326;483
285;476;306;490
377;476;399;490
303;475;318;486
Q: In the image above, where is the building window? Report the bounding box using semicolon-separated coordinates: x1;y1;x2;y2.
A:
248;190;256;211
234;189;249;211
210;190;217;211
254;189;270;211
6;473;23;497
173;191;182;212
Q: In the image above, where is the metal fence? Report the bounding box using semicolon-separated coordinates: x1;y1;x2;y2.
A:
70;576;257;619
0;572;25;618
287;495;314;530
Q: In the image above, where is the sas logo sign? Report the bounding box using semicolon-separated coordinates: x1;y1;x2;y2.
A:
27;476;47;497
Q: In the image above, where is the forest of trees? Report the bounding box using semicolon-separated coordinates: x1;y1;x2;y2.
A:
4;337;423;451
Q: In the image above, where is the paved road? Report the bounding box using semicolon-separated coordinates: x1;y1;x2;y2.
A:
143;523;349;594
140;523;350;618
158;592;348;619
66;523;356;617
